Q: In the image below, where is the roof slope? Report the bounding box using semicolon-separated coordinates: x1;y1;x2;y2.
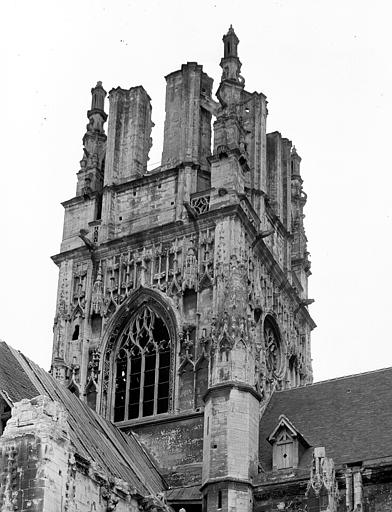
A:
259;367;392;470
0;342;38;402
0;342;165;496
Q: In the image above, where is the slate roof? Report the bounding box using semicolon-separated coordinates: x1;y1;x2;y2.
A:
259;367;392;471
0;342;38;403
0;342;165;496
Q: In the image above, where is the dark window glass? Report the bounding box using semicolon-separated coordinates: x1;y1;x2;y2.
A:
113;306;171;421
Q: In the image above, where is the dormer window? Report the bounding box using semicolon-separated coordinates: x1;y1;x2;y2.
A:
268;414;309;470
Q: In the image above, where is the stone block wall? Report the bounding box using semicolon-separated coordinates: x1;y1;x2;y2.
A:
162;63;213;171
105;86;153;184
112;175;177;237
0;396;148;512
129;414;204;487
202;386;259;484
61;196;98;252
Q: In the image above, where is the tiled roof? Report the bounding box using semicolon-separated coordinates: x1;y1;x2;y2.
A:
0;342;165;496
0;342;38;402
259;368;392;471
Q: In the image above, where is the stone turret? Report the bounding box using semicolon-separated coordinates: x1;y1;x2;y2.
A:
291;146;311;297
76;81;107;197
220;25;243;84
200;28;261;512
161;62;213;172
104;86;153;184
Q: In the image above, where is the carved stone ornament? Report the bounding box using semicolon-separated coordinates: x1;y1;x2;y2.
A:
179;327;194;364
264;318;283;378
91;262;104;316
182;246;198;291
306;447;339;512
101;487;119;511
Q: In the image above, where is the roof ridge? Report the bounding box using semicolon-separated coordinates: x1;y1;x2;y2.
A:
274;365;392;394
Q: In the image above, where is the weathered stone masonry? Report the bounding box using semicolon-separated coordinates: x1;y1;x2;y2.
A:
50;26;314;512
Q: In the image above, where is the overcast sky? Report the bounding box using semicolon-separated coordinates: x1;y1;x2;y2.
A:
1;0;391;382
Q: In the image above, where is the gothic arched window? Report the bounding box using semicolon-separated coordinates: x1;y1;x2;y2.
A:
113;305;171;422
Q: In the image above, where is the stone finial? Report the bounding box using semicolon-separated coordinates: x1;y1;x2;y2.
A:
223;25;239;57
78;82;108;178
220;26;244;86
87;82;107;134
90;81;106;112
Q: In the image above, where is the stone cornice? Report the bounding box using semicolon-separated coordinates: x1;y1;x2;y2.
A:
62;191;100;208
200;476;253;492
203;381;262;403
103;167;178;194
117;409;204;430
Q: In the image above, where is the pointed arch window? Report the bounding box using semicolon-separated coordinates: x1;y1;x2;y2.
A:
113;305;171;422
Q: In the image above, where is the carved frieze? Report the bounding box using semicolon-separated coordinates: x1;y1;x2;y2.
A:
90;230;215;322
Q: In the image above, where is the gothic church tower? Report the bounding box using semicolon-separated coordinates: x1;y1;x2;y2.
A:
51;27;314;512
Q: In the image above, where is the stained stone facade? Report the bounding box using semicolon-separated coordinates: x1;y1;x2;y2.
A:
50;27;314;512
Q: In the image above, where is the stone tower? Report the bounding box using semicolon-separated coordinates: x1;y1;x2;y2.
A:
51;27;314;512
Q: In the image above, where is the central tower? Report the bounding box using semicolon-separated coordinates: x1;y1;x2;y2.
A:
51;27;314;512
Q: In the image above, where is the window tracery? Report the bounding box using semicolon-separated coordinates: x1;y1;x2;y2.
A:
113;305;171;422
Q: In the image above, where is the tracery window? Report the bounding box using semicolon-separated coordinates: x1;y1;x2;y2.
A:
113;306;171;422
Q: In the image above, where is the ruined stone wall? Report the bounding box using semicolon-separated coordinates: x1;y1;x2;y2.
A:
0;397;145;512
